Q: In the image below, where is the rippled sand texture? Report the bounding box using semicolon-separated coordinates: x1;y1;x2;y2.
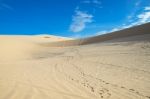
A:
0;24;150;99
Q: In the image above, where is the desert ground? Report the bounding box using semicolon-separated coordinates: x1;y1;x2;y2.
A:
0;24;150;99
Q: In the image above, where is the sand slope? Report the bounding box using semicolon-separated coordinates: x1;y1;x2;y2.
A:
43;22;150;47
0;23;150;99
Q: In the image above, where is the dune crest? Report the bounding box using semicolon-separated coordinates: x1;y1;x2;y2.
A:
0;23;150;99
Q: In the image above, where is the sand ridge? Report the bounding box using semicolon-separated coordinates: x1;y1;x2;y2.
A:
0;23;150;99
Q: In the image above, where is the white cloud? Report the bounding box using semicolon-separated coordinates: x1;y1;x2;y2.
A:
96;30;108;35
115;6;150;30
137;6;150;24
95;6;150;36
123;6;150;29
138;12;150;23
145;7;150;10
96;27;121;36
111;28;120;32
93;0;101;5
82;0;101;4
70;10;93;32
82;0;102;7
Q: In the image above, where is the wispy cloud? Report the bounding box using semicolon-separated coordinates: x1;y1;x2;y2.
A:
82;0;101;5
93;0;101;5
69;0;102;33
96;6;150;36
0;2;14;11
1;3;13;10
125;6;150;27
70;10;93;32
145;7;150;10
96;30;108;35
125;0;142;22
82;0;102;8
95;27;120;36
137;7;150;23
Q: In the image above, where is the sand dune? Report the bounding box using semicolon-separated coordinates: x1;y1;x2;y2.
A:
43;22;150;47
0;23;150;99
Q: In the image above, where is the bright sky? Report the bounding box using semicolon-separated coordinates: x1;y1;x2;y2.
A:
0;0;150;38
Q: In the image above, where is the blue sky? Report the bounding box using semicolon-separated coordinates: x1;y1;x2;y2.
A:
0;0;150;38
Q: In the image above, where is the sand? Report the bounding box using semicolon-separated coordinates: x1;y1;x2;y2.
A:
0;24;150;99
